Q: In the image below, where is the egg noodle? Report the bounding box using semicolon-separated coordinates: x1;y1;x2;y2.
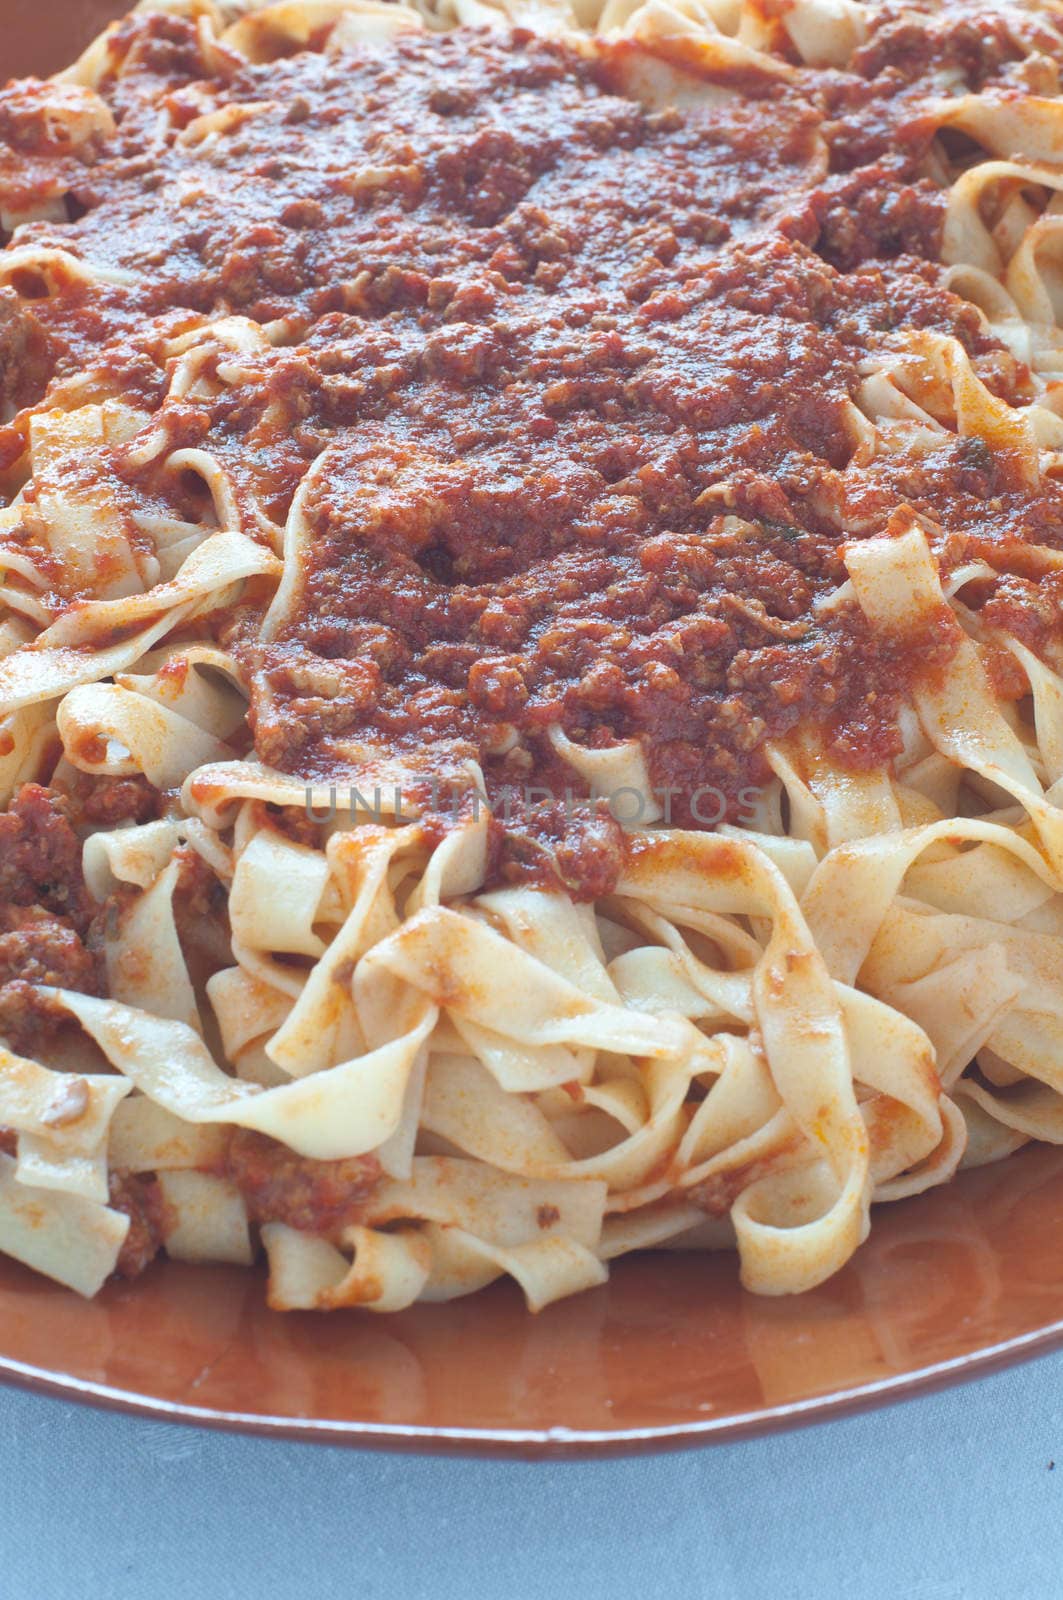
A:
2;0;1063;1312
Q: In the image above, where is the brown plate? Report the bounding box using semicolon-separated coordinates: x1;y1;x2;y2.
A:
8;0;126;76
5;0;1063;1457
0;1142;1061;1455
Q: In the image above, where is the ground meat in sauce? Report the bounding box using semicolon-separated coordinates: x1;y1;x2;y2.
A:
66;773;162;829
1;6;1062;896
0;908;97;993
0;785;103;1050
224;1128;382;1237
0;288;53;419
0;783;93;928
92;1137;384;1280
108;1170;168;1279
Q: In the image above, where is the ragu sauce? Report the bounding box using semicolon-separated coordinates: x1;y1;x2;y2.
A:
2;8;1062;899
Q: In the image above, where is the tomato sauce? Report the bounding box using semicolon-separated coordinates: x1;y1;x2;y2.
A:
1;7;1061;896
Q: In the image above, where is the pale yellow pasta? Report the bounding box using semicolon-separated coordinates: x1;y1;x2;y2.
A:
2;0;1063;1315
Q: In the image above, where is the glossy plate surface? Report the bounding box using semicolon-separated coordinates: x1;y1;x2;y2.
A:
4;1;1063;1456
1;1141;1063;1454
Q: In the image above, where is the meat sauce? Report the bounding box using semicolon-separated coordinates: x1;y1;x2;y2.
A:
224;1129;382;1237
94;1134;384;1282
0;784;102;1054
1;14;1060;894
108;1170;170;1279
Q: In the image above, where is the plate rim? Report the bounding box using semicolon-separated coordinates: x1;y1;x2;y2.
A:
2;1310;1061;1458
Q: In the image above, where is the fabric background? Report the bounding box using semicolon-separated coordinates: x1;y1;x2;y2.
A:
3;1350;1062;1598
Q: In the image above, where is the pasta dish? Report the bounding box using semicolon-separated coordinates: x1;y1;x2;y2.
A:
2;0;1063;1313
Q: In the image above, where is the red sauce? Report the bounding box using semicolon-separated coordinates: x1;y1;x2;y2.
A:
104;1134;384;1280
109;1169;169;1279
63;772;162;828
1;8;1062;893
0;785;101;1051
223;1129;381;1238
0;778;171;1051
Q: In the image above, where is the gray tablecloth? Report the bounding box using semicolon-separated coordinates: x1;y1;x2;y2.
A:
3;1349;1061;1598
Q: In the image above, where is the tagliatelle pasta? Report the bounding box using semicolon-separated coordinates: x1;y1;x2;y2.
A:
4;0;1063;1312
